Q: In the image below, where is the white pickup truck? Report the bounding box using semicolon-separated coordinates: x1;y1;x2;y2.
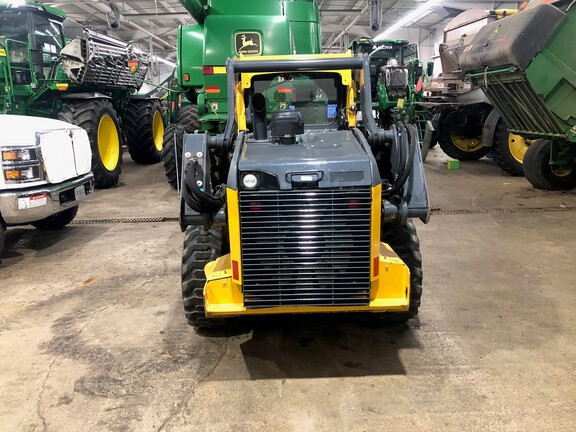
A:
0;115;94;256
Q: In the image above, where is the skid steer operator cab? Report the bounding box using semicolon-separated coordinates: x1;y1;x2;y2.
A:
178;53;430;328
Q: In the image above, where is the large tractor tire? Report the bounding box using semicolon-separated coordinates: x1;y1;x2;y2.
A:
58;99;122;189
31;206;78;230
181;225;225;328
523;139;576;190
439;109;490;161
161;124;186;189
124;99;165;164
493;119;529;176
161;104;200;189
381;220;423;321
177;104;201;132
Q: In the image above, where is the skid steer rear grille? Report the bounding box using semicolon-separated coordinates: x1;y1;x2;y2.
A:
239;188;372;308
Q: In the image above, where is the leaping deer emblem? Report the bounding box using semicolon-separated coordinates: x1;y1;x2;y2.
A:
240;34;258;50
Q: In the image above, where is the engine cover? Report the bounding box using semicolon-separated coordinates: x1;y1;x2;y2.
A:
231;129;380;191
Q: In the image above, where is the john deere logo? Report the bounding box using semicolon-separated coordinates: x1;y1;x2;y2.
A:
235;32;262;56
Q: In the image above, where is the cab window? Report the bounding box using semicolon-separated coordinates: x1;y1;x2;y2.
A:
252;72;343;127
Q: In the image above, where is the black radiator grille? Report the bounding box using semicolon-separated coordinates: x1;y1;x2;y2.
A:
483;78;564;136
239;188;372;308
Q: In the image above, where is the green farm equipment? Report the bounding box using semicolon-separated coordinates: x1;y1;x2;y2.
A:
351;38;433;158
161;0;322;188
421;8;531;175
0;2;164;188
461;1;576;189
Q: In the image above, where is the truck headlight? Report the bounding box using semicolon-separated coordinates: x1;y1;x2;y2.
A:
4;166;41;182
2;148;36;162
2;146;42;183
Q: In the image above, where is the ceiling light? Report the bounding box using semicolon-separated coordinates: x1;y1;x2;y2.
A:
375;0;443;40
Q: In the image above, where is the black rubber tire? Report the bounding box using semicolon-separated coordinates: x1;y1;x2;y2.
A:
31;206;78;230
492;119;525;176
124;99;165;164
438;110;490;161
0;225;5;258
181;225;225;328
58;99;122;189
177;104;201;132
523;139;576;190
161;124;186;189
380;220;423;321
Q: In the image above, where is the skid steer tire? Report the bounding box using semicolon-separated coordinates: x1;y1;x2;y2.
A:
125;99;165;164
177;104;201;132
58;99;122;189
380;220;423;321
161;124;186;189
181;225;225;328
31;206;78;230
493;119;527;176
523;139;576;190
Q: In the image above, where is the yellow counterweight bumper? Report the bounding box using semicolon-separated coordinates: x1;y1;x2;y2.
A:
203;244;410;317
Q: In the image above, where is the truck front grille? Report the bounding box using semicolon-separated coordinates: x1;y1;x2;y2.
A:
239;188;372;308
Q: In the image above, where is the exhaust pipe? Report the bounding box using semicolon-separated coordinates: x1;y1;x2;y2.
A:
252;92;268;141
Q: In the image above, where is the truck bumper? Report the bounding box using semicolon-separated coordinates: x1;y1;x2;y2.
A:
202;244;411;317
0;173;94;225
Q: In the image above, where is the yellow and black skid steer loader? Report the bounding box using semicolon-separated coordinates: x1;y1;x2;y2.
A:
178;53;430;328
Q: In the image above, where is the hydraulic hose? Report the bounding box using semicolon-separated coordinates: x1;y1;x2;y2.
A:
183;159;226;214
384;122;416;197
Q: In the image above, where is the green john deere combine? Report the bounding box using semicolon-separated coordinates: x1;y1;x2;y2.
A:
0;2;164;188
161;0;322;188
461;1;576;189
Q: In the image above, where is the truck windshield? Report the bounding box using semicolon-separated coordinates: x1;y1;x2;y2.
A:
0;12;29;43
252;72;342;126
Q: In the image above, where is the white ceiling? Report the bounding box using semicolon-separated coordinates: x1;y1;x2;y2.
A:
44;0;524;59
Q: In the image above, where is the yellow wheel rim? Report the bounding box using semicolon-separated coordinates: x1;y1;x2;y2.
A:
450;133;483;152
551;166;573;177
508;133;531;163
98;115;120;172
152;110;164;152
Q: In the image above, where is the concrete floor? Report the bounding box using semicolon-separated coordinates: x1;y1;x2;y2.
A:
1;147;575;431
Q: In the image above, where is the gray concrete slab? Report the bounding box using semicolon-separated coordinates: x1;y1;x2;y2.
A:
1;153;575;431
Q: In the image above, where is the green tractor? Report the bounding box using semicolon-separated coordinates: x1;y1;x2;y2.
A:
351;38;435;158
0;2;165;188
461;0;576;189
161;0;322;189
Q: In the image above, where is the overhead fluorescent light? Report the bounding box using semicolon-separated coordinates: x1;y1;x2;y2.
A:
375;0;443;39
133;47;176;68
155;57;176;68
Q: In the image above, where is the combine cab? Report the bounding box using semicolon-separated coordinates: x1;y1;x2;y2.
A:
461;1;576;189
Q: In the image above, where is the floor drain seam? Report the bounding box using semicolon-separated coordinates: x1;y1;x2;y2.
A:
70;207;575;224
431;207;576;216
71;217;179;225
